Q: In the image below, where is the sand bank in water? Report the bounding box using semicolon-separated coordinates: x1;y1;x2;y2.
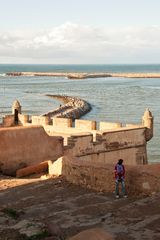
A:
6;72;160;79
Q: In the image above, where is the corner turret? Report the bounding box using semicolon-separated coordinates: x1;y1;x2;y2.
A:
12;100;21;114
142;108;153;141
12;100;21;125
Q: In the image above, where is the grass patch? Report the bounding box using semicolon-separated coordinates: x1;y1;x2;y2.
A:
23;230;50;240
2;208;20;219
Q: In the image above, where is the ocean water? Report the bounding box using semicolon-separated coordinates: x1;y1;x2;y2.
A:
0;64;159;163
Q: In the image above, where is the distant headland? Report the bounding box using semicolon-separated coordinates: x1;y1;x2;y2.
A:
6;71;160;79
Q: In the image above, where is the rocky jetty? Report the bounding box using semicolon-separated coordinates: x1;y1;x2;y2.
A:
6;71;160;79
43;95;91;120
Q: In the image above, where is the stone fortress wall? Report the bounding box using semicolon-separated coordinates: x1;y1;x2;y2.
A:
1;103;153;166
0;126;63;176
0;99;158;196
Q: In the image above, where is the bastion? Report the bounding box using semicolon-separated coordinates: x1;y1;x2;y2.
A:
0;99;158;196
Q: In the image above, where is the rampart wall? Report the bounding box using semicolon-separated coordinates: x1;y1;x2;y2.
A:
49;156;160;196
0;106;153;182
0;126;63;176
1;115;150;166
64;127;147;165
0;99;155;197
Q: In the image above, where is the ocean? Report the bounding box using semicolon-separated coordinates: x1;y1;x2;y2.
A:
0;64;159;163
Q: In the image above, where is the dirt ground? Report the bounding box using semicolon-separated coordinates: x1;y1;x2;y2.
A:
0;174;160;240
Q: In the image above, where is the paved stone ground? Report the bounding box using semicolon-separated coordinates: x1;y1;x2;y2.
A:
0;174;160;240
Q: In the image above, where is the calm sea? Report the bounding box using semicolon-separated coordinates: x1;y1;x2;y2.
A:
0;64;159;163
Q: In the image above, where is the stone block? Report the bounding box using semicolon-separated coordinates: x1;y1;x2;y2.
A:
16;161;49;177
75;119;96;130
52;117;72;128
48;157;63;176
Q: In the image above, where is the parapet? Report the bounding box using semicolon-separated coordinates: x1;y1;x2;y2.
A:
52;117;72;128
99;121;122;130
64;126;148;165
75;119;96;130
32;115;50;126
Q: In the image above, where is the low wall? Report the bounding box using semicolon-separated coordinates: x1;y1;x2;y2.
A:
0;126;63;175
49;156;160;196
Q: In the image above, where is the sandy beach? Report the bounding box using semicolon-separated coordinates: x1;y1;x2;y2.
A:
6;71;160;79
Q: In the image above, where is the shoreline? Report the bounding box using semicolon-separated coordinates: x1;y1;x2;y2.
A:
6;71;160;79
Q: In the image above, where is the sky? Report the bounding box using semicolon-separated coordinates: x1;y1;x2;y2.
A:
0;0;160;64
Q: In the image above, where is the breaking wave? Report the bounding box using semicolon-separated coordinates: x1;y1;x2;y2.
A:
0;73;6;77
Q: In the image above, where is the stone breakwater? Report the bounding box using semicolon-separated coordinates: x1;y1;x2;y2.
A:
6;71;160;79
43;95;92;120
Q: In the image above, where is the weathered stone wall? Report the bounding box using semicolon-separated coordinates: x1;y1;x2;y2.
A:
0;126;63;175
49;156;160;196
2;115;15;127
77;146;147;166
65;127;147;165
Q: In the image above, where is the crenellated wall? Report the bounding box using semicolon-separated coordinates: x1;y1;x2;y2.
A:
0;99;156;198
0;113;152;167
0;105;154;189
64;127;147;165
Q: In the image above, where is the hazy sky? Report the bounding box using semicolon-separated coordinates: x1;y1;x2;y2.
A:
0;0;160;63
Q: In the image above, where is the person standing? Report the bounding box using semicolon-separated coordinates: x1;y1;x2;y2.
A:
114;159;127;198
